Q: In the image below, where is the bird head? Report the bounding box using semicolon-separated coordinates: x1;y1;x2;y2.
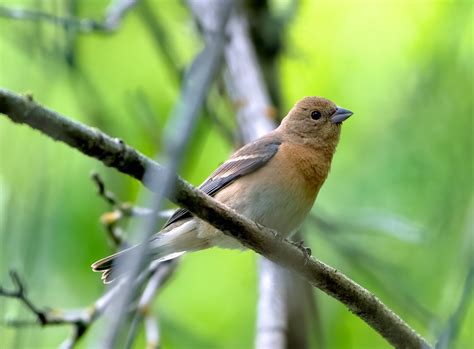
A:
279;96;353;149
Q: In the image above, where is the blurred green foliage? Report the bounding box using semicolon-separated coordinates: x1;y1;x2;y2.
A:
0;0;472;348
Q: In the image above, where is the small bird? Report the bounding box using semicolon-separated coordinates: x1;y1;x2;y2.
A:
92;96;353;283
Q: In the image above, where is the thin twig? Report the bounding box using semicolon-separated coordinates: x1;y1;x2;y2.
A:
0;271;48;325
0;87;432;348
0;261;177;348
144;312;160;349
0;270;122;348
137;0;182;78
0;5;99;31
137;2;236;145
90;171;178;347
91;172;120;206
91;172;128;245
125;260;178;349
0;176;175;348
91;172;165;246
92;171;172;219
101;2;233;346
0;0;138;33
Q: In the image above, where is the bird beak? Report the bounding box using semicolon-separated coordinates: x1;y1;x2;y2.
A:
330;107;353;124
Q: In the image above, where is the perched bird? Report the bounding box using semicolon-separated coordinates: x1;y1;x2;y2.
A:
92;96;353;283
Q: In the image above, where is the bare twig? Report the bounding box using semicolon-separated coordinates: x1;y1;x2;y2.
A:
137;2;236;145
0;88;432;348
91;172;128;245
0;263;178;348
0;178;175;348
0;270;124;349
0;271;48;325
91;172;120;206
125;260;178;349
101;2;233;346
137;0;182;78
91;172;172;246
0;174;175;348
144;312;160;349
92;172;172;219
90;171;178;347
0;0;138;33
0;5;99;31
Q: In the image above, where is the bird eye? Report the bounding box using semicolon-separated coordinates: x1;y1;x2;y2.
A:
311;111;321;120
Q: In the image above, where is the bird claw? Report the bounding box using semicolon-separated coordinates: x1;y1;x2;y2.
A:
264;226;282;240
272;230;283;240
292;240;312;259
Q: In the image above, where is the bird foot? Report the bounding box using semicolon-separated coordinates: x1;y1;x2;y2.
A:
268;227;283;240
292;240;312;259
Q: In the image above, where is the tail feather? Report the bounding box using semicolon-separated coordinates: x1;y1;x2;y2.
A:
91;252;122;271
91;220;204;283
91;244;142;283
101;269;113;284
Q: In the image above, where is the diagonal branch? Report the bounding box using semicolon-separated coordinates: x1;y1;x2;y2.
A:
0;87;431;349
0;0;138;33
101;1;233;346
91;172;177;349
0;271;48;325
125;260;178;348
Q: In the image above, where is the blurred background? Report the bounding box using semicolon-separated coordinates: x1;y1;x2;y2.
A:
0;0;472;348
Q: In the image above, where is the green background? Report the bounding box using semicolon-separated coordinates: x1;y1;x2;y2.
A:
0;0;472;348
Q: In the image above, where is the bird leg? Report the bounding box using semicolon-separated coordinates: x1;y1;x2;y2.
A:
291;240;312;259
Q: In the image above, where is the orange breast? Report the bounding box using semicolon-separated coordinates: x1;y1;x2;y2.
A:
274;142;331;201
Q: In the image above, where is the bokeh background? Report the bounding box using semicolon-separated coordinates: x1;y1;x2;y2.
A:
0;0;472;348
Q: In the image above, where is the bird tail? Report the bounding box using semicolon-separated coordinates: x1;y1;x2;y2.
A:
91;244;185;284
91;220;204;283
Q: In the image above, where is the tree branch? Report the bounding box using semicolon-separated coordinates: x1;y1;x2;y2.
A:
0;271;49;325
0;0;138;33
91;172;172;247
0;270;124;349
91;172;178;348
0;87;431;348
125;260;178;349
100;1;233;346
0;175;177;348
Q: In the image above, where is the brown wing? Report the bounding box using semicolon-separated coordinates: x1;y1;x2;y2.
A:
163;136;282;228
